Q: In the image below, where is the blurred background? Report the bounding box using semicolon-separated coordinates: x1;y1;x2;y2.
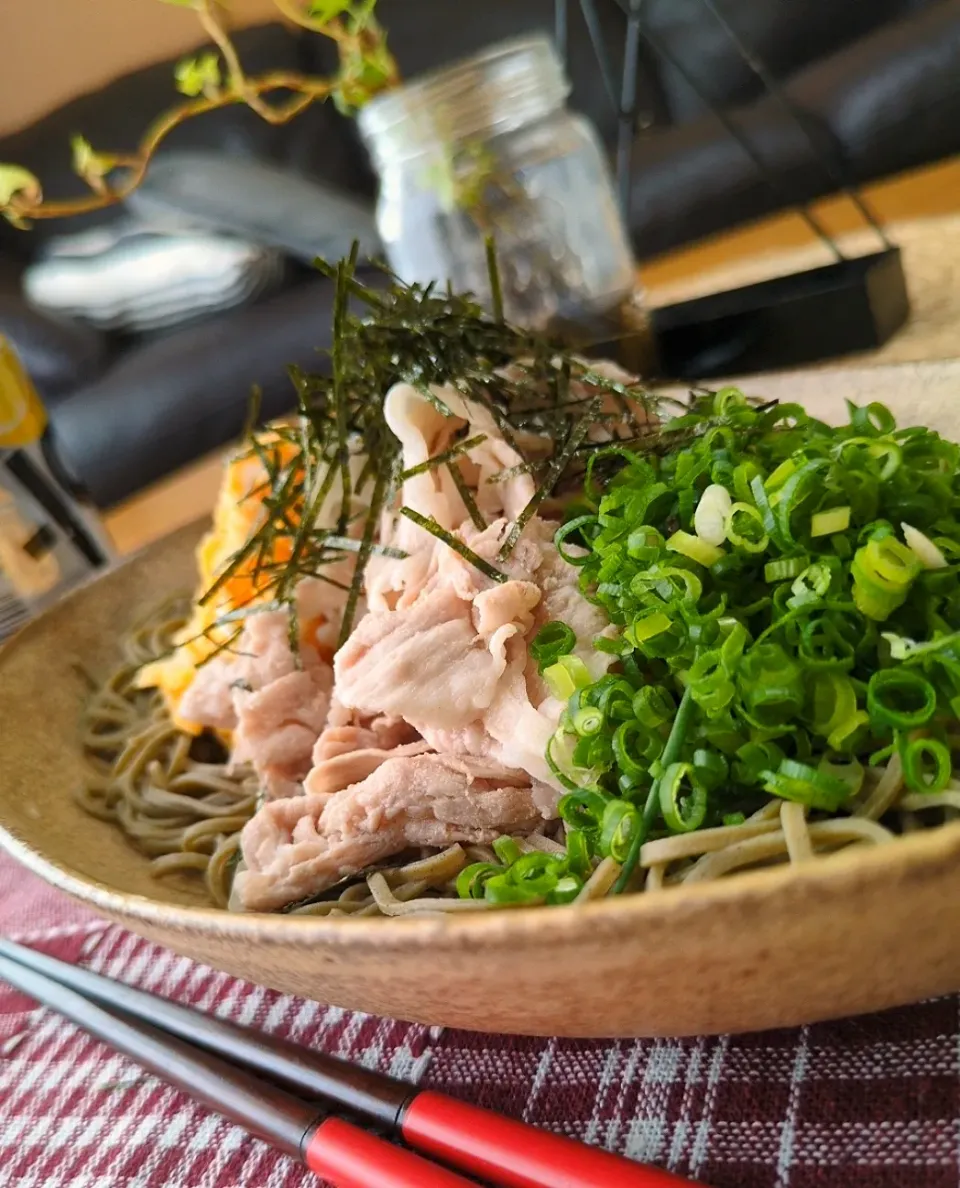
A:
1;0;959;527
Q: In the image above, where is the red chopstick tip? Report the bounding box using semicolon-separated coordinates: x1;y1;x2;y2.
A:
402;1090;699;1188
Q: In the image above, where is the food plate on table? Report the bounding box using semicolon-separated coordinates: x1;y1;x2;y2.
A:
1;261;959;1038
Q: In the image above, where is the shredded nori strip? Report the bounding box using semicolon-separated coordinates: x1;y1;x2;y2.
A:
497;398;602;561
399;433;488;480
446;461;487;531
399;507;507;584
485;234;505;322
194;247;659;654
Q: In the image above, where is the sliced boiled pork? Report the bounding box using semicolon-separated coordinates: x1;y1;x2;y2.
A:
335;516;612;787
177;579;339;798
234;375;632;906
235;752;556;911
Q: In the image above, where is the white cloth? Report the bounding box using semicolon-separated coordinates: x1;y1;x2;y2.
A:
23;222;283;333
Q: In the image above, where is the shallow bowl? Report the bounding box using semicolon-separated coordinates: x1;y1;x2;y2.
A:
3;364;960;1037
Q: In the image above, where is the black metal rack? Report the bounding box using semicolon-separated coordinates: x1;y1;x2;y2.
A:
559;0;910;380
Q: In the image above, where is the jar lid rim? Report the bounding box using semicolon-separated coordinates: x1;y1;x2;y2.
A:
358;34;569;148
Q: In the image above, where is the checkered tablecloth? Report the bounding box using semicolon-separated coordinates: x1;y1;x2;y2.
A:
0;850;957;1188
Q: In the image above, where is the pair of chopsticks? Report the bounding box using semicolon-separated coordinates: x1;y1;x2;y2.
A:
0;938;698;1188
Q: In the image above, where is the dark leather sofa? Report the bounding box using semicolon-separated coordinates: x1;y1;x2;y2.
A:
1;0;959;509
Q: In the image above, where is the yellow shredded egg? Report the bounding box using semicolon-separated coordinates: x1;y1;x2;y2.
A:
138;439;296;731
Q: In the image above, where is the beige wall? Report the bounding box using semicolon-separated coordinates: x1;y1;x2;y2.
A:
0;0;278;135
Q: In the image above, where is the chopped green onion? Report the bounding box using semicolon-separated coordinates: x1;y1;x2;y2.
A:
832;533;853;559
456;862;503;900
865;536;922;588
901;522;948;569
766;458;798;491
687;649;735;714
599;800;642;863
810;672;857;739
594;678;635;720
612;686;696;894
736;740;785;784
572;707;604;737
612;721;652;778
554;516;599;566
692;748;728;791
827;710;869;753
765;557;808;582
868;740;897;767
573;734;611;769
667;530;725;568
547;875;583;905
811;506;851;536
492;836;522;865
851;538;919;621
658;762;708;833
852;581;902;623
530;621;577;672
714;385;746;414
726;502;769;553
633;685;675;728
722;811;746;827
558;789;610;836
719;620;749;669
761;758;852;812
627;527;664;562
789;562;835;608
564;829;592;878
536;389;960;892
509;851;563;896
694;483;733;546
902;738;952;793
732;460;759;503
545;731;585;792
867;669;937;729
632;566;702;605
849;400;896;436
628;610;673;644
817;753;865;798
748;477;778;546
755;765;845;812
543;655;592;700
483;875;543;905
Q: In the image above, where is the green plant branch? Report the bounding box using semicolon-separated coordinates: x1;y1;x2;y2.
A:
272;0;348;37
0;0;399;228
196;0;250;94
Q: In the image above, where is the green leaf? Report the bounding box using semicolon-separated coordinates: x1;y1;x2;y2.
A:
346;0;379;29
70;135;96;178
332;40;397;114
69;135;120;183
174;51;222;98
0;164;40;207
308;0;354;19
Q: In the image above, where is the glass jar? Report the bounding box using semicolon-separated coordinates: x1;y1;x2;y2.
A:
358;35;638;333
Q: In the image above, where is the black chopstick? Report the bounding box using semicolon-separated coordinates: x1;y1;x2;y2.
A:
0;952;476;1188
0;938;696;1187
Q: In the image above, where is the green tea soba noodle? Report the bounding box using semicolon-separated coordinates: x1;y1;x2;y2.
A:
75;601;256;908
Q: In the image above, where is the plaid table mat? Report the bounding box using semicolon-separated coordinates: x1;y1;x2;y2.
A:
0;850;957;1188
